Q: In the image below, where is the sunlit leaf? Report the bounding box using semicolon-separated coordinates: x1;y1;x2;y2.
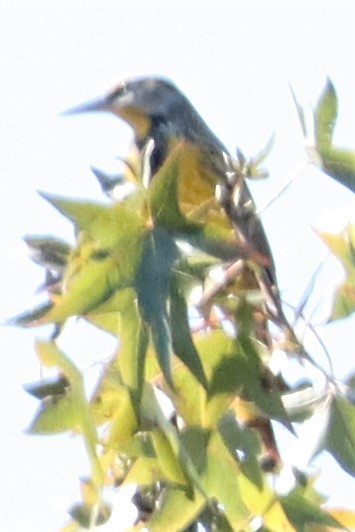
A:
124;456;165;486
40;222;144;323
149;486;205;532
161;358;205;427
151;428;188;485
327;508;355;529
201;429;250;528
41;255;126;323
27;393;79;434
107;394;138;449
91;287;149;403
35;341;103;486
314;78;338;150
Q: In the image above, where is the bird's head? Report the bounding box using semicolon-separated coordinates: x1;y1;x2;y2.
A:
63;76;189;139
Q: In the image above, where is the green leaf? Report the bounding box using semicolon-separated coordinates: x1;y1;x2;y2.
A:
84;286;135;334
27;393;79;434
319;147;355;193
35;341;103;487
90;287;149;403
136;228;180;388
40;191;145;250
312;79;355;193
218;411;263;489
183;221;244;262
151;428;189;485
280;489;343;530
105;385;139;449
325;394;355;476
238;335;290;426
41;217;144;323
24;235;71;271
41;255;128;323
205;330;289;427
8;301;54;327
124;456;165;485
180;426;210;475
161;358;206;427
169;276;208;389
140;385;205;494
202;429;249;528
314;78;338;150
149;486;205;532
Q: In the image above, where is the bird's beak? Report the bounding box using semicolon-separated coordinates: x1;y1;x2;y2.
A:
61;95;109;116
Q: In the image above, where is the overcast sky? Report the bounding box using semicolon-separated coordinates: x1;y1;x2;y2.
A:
1;1;354;530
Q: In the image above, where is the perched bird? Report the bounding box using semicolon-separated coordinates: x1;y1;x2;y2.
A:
63;76;288;330
63;78;296;466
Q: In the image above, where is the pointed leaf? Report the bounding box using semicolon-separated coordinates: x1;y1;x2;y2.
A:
169;277;208;389
24;375;69;399
161;358;206;427
39;192;109;231
41;255;126;323
40;191;145;250
314;78;338;150
151;428;188;485
35;341;103;486
24;235;71;271
27;393;79;434
319;147;355;193
140;385;205;494
8;301;54;327
105;386;138;448
202;429;249;528
136;228;180;388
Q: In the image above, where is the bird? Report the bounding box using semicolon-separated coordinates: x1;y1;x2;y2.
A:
63;76;289;332
63;76;296;467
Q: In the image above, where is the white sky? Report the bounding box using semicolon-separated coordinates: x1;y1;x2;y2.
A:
1;1;354;530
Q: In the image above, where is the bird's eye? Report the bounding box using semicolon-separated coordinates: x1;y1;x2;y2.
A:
119;82;128;95
109;82;128;100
